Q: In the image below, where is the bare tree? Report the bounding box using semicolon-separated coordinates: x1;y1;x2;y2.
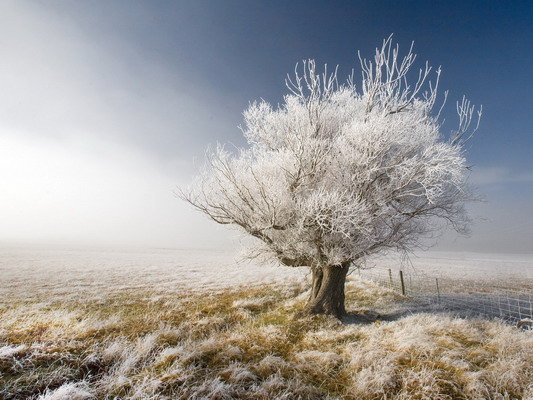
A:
180;37;481;318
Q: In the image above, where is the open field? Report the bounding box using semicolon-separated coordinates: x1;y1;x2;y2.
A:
1;247;532;399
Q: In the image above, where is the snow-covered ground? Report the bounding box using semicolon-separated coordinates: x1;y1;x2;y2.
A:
365;251;533;323
0;246;308;304
1;246;531;305
369;251;533;280
1;246;532;399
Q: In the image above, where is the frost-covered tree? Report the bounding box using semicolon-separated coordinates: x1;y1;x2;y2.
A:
181;38;481;318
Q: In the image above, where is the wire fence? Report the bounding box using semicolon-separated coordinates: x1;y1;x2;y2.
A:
358;267;533;326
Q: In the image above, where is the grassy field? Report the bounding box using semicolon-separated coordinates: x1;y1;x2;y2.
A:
1;274;532;399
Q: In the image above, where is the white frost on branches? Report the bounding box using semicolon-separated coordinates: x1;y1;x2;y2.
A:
181;37;481;268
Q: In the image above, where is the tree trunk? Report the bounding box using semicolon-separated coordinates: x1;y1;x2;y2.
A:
302;262;350;318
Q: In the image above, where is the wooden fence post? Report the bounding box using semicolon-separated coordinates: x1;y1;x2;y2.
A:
399;270;406;296
436;278;440;304
388;268;393;289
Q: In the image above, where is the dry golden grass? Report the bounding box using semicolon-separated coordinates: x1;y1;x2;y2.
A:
1;277;532;399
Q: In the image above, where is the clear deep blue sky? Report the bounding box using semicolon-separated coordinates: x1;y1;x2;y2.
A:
1;1;532;252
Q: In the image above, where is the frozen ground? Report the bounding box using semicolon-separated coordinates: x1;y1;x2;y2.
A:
0;246;307;305
1;246;532;399
1;246;532;305
363;251;533;324
371;250;533;280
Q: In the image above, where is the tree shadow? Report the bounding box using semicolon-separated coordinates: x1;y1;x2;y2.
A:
343;293;533;327
341;297;468;325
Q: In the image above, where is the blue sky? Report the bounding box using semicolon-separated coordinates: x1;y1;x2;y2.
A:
0;1;532;253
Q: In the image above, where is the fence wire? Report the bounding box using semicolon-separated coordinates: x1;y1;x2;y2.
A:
358;267;533;325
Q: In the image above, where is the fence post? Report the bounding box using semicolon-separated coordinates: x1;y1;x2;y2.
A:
436;278;440;304
399;270;406;296
388;268;393;289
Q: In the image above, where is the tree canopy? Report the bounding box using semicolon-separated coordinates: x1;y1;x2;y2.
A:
181;37;481;317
